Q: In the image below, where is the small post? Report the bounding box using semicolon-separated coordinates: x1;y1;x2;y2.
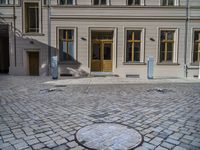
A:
51;56;58;80
147;56;154;79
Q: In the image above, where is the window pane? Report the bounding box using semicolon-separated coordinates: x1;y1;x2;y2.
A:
104;44;112;60
126;43;132;62
68;42;74;61
134;42;140;61
193;52;198;62
167;43;173;52
128;0;133;5
94;0;99;5
0;0;6;4
134;30;141;40
67;30;74;40
127;31;133;40
101;0;106;5
160;43;165;62
60;0;65;5
168;0;174;6
162;0;167;6
161;31;166;41
160;43;165;52
67;0;73;5
135;0;140;5
194;42;198;51
93;43;100;60
194;31;200;41
167;31;174;40
59;41;67;61
167;52;173;61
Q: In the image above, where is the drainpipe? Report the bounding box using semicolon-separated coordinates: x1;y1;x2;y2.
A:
47;0;51;75
13;0;16;66
184;0;189;77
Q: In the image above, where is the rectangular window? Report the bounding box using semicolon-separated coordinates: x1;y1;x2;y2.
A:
126;30;142;63
25;3;39;33
60;0;74;5
160;31;175;63
59;29;75;61
128;0;140;5
161;0;174;6
193;31;200;63
93;0;107;5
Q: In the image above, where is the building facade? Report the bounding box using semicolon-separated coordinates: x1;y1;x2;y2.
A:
0;0;200;78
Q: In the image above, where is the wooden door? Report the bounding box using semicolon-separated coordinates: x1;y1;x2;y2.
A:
91;41;113;72
29;52;39;76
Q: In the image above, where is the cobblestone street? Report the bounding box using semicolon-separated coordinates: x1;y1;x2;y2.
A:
0;75;200;150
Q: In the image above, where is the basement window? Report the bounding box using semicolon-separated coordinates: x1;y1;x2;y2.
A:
60;0;74;5
127;0;140;5
161;0;175;6
93;0;108;5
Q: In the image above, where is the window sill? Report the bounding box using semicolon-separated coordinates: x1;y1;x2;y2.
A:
123;62;146;65
157;63;180;65
190;62;200;66
23;33;45;36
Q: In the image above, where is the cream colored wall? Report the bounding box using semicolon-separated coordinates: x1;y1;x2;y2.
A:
0;0;200;77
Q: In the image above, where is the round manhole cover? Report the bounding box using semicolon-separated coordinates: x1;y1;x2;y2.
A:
75;123;143;150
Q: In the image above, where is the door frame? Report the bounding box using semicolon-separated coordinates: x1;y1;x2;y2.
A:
89;27;117;73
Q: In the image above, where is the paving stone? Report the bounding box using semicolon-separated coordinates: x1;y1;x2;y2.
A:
14;141;29;150
55;138;68;145
161;142;175;149
32;143;45;149
166;138;180;145
173;146;187;150
1;145;16;150
67;141;78;148
155;146;168;150
52;144;69;150
27;138;40;145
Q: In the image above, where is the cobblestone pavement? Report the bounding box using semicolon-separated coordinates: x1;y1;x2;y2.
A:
0;75;200;150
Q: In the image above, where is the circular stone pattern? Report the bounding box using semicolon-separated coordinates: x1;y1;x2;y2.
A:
75;123;143;150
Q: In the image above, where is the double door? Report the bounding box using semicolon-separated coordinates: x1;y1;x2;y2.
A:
91;41;112;72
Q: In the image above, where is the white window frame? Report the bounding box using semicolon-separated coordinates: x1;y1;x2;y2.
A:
23;0;42;34
158;28;179;64
92;0;110;6
126;0;145;6
160;0;179;6
191;28;200;64
124;27;145;63
57;27;77;62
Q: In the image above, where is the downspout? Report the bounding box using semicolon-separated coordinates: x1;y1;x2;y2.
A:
184;0;189;77
13;0;16;66
47;0;51;75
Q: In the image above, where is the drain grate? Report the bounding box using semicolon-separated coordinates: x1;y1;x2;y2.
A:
39;88;63;94
146;88;174;94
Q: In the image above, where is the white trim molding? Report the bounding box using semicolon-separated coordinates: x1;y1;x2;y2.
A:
157;28;179;64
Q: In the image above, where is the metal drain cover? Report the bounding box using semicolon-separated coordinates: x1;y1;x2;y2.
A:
75;123;143;150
